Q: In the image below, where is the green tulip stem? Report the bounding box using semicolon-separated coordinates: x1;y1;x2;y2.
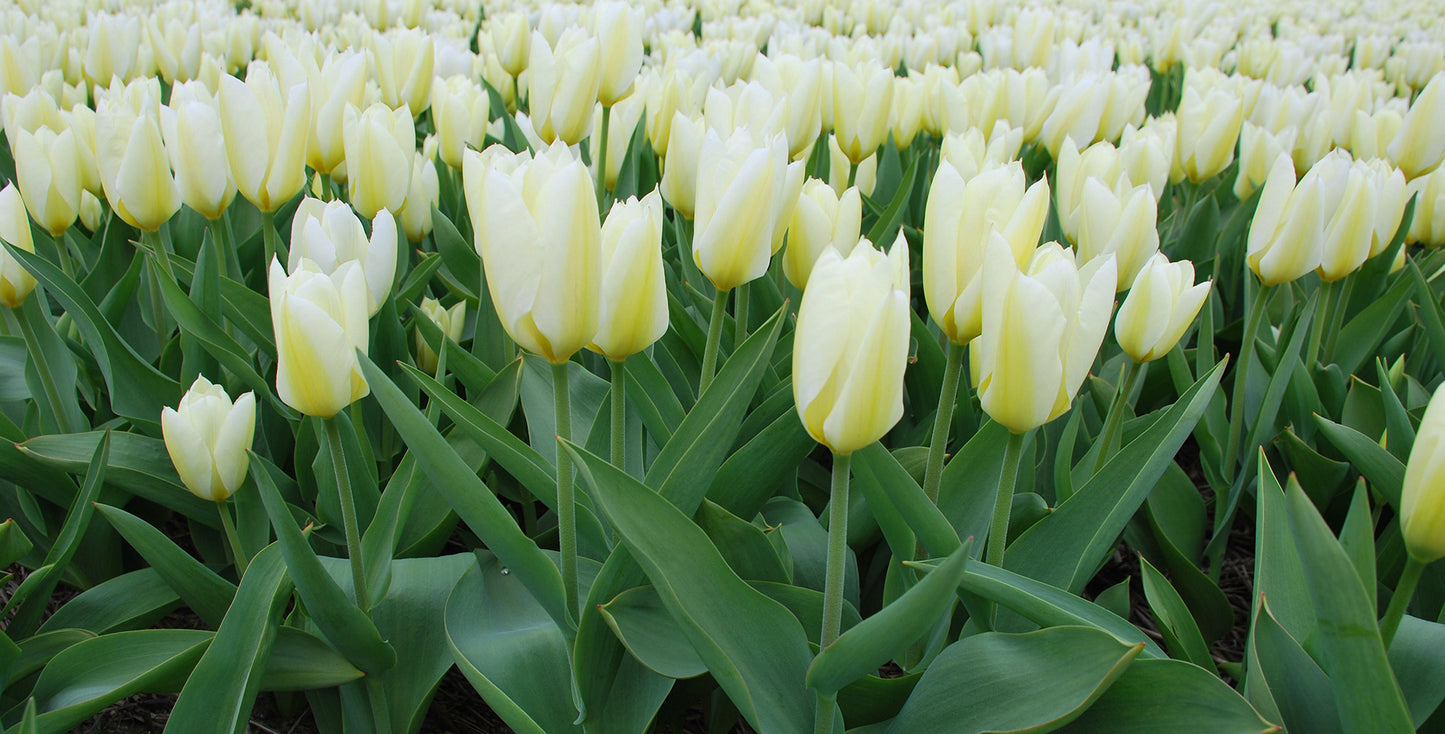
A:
735;281;750;345
610;358;626;467
15;305;76;434
211;212;244;281
986;431;1027;569
922;341;966;507
55;230;76;280
553;361;579;617
846;160;859;189
596;104;612;209
217;500;248;576
324;417;369;610
365;675;392;734
1224;283;1271;473
1323;275;1354;360
700;288;729;395
814;451;852;734
319;173;333;202
261;209;281;268
1381;556;1426;648
1092;360;1142;475
143;229;176;281
1305;279;1337;369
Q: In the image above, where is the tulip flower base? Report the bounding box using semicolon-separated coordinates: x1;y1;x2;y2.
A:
7;1;1445;733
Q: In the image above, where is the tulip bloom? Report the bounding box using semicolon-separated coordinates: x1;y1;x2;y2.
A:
974;239;1117;434
1408;168;1445;246
793;235;912;454
784;179;863;290
1388;74;1445;179
161;376;256;502
831;62;894;164
415;297;466;375
1077;178;1159;290
288;198;397;316
528;28;602;145
465;142;601;364
489;11;531;78
306;51;367;177
342;102;414;218
370;28;434;119
95;80;181;232
691;128;792;292
431;76;488;170
1115;254;1212;363
160;81;235;221
1403;386;1445;563
219;62;311;212
593;1;643;106
12;127;81;236
1174;85;1244;183
1246;154;1325;286
660;112;704;219
0;183;37;308
399;146;439;243
269;258;371;418
591;191;667;361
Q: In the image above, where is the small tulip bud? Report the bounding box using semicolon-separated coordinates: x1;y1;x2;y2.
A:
162;377;256;502
1115;254;1211;363
415;297;466;375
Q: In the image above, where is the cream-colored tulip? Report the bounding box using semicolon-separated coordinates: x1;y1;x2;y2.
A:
832;61;893;164
592;191;667;361
1403;386;1445;562
1352;106;1404;163
288;198;397;316
1235;122;1297;200
769;159;808;256
793;235;911;454
528;28;601;146
660;111;705;219
594;1;643;106
1116;254;1211;362
1040;77;1108;155
755;54;823;159
488;11;531;78
1315;153;1379;282
1247;154;1325;285
269;257;370;418
1077;178;1159;290
149;17;201;86
1053;137;1123;245
974;239;1117;434
219;62;311;212
924;160;1050;345
95;80;180;232
891;76;926;150
343;102;414;219
431;76;488;170
306;51;367;177
370;28;434;118
83;13;139;89
0;183;37;308
2;88;62;147
0;35;39;99
161;81;235;221
939;124;1022;181
1118;121;1172;200
1408;168;1445;247
1367;160;1410;257
415;297;465;375
1175;85;1244;183
78;191;102;233
828;135;876;197
1388;74;1445;179
400;145;439;243
692;128;790;291
161;376;256;502
784;179;864;290
12;127;81;236
465;142;600;363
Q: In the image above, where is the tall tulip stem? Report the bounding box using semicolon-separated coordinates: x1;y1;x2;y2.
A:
610;358;626;467
815;451;852;734
1381;556;1426;648
986;431;1027;569
922;342;965;507
596;104;612;209
1305;279;1337;369
210;213;244;281
217;500;248;576
324;417;369;610
553;361;579;617
1092;360;1142;475
1224;283;1271;473
261;210;281;268
143;229;176;281
846;160;859;189
700;288;729;394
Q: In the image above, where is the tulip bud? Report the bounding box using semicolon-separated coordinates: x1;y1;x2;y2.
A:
343;102;414;218
369;28;434;118
1408;168;1445;247
288;198;397;316
660;111;705;219
1388;74;1445;179
591;191;667;361
528;28;602;146
489;11;532;78
755;54;823;159
1053;137;1124;244
83;13;140;90
793;234;911;454
1315;153;1380;282
400;141;440;245
0;183;38;308
1352;106;1404;163
78;191;102;233
269;257;371;418
95;80;180;232
1115;254;1211;362
465;142;601;363
1118;121;1172;201
1174;85;1244;183
891;76;926;150
924;160;1050;345
1247;153;1325;285
770;159;808;256
974;239;1117;433
831;62;893;164
219;62;311;212
1040;77;1109;155
594;1;643;106
415;297;465;375
939;124;1022;181
1235;122;1297;200
1077;178;1159;290
12;127;82;236
1367;160;1409;257
161;376;256;502
306;51;367;176
160;81;235;221
1403;386;1445;562
431;76;488;170
784;179;864;290
692;128;791;291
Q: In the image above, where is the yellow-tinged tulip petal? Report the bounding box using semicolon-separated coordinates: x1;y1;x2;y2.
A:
1115;254;1211;363
269;258;370;418
161;376;256;502
1402;386;1445;562
0;183;37;309
592;191;667;361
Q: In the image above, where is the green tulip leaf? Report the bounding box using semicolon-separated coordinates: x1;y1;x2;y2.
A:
1054;658;1278;733
599;585;708;679
0;519;32;570
1138;556;1216;674
1388;615;1445;727
18;431;218;527
6;629;94;689
261;628;364;691
1312;413;1405;511
852;443;962;559
1246;596;1341;734
95;503;237;628
36;569;179;636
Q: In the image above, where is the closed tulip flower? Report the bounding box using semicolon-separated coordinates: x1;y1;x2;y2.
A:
288;198;397;316
343;102;414;218
489;11;531;78
160;81;235;221
1352;106;1404;162
591;191;667;361
12;127;81;236
1174;85;1243;183
1403;386;1445;562
924;160;1050;345
306;51;367;177
465;142;600;364
974;239;1117;434
754;54;823;159
1054;138;1123;244
1077;178;1159;290
161;376;256;502
784;179;863;290
1408;168;1445;247
399;142;439;243
370;28;434;118
1315;153;1380;282
415;297;465;375
660;111;705;219
828;135;877;197
0;183;37;308
219;62;311;212
793;235;911;455
528;28;602;146
1388;74;1445;179
1235;122;1297;200
83;13;140;90
832;61;894;164
95;81;180;232
692;128;790;292
1247;153;1325;285
269;257;370;418
431;76;488;170
594;1;643;106
1115;254;1211;362
1040;77;1109;156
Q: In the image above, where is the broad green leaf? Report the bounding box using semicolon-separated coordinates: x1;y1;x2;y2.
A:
6;629;93;689
886;626;1142;734
1247;597;1341;734
37;569;178;635
695;501;790;584
1334;273;1413;377
152;257;276;407
1313;413;1405;510
18;431;217;526
1340;482;1377;610
808;541;971;694
749;581;862;647
600;585;707;679
1253;453;1318;654
937;420;1012;553
1055;659;1277;733
565;440;815;734
1377;359;1416;462
95;503;236;628
0;337;28;401
261;628;364;691
165;544;290;734
1388;615;1445;727
705;406;815;520
1138;556;1216;673
624;354;686;441
0;520;32;569
1408;259;1445;372
852;443;961;559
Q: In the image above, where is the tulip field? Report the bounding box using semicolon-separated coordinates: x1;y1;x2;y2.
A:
5;0;1445;731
